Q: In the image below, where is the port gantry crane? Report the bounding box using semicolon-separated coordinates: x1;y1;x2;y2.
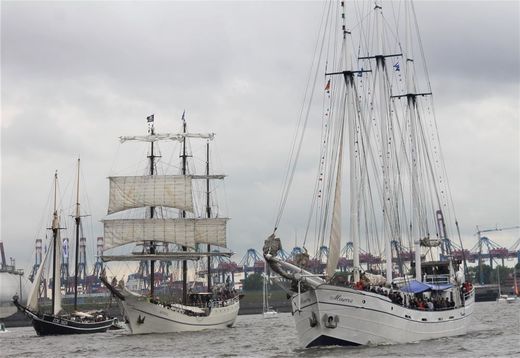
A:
475;225;520;284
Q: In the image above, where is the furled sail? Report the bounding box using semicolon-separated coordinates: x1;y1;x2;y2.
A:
120;132;215;143
108;175;194;214
103;218;228;250
53;221;63;315
102;251;232;262
326;136;344;279
326;181;341;278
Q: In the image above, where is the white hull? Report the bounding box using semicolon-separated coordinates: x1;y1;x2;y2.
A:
119;293;240;335
291;284;474;348
263;309;278;319
497;296;517;304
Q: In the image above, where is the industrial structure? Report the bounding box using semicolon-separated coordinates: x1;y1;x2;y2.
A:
27;225;519;293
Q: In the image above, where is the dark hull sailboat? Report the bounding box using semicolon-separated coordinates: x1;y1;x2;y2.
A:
14;166;115;335
13;299;113;336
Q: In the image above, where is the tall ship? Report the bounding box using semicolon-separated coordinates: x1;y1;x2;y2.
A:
101;113;240;334
14;166;115;335
263;0;474;348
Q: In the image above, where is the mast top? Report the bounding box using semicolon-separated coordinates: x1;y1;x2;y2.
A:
75;158;81;219
121;113;215;143
120;132;215;143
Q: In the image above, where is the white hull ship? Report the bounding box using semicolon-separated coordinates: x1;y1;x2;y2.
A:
264;0;475;348
496;266;518;304
497;295;517;304
263;309;278;319
0;241;30;322
103;285;239;334
265;255;474;347
293;286;473;347
101;113;240;334
262;266;278;319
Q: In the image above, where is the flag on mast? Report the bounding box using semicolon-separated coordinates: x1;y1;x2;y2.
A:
147;114;154;123
181;110;186;122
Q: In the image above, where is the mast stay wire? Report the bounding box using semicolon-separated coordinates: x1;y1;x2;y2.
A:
272;0;334;234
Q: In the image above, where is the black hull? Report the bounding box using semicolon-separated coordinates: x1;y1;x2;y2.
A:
32;313;114;336
474;286;499;302
307;335;360;348
13;299;114;336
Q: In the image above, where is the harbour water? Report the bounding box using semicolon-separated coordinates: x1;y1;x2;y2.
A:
1;301;518;357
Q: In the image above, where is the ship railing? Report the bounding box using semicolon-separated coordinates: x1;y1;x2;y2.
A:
295;274;326;313
423;274;450;285
210;295;240;308
153;301;210;317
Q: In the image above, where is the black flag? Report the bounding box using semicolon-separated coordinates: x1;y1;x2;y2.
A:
147;114;154;123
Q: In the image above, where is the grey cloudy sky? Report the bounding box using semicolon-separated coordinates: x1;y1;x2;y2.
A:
1;1;519;272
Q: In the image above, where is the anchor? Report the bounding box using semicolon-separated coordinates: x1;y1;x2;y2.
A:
309;311;319;327
137;315;146;324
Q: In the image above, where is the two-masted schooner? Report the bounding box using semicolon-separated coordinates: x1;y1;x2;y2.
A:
264;0;474;348
100;113;240;334
14;163;115;335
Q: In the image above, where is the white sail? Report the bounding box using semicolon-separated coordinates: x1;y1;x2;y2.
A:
103;218;228;250
193;218;228;247
108;175;194;214
26;240;52;311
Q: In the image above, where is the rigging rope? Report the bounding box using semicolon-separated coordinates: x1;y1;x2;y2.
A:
272;1;334;236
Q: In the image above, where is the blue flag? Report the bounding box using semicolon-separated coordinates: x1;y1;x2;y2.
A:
393;62;400;71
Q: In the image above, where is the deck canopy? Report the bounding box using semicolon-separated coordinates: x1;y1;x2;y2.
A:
400;280;431;294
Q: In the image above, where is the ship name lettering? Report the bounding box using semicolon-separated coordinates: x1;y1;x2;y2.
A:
331;294;353;303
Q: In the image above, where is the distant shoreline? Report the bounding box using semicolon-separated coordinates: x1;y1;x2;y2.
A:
1;289;292;328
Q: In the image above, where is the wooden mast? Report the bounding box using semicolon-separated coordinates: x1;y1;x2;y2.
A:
181;112;188;305
73;158;81;311
149;118;157;299
206;141;212;292
51;171;58;315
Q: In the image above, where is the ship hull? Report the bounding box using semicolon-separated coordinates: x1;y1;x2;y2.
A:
31;314;115;336
291;284;474;348
119;294;240;334
13;300;114;336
